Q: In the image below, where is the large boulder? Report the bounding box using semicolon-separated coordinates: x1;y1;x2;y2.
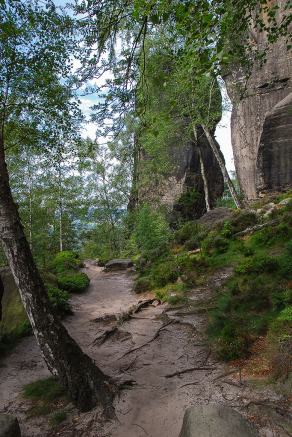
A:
0;413;21;437
179;405;258;437
197;207;234;229
104;259;134;272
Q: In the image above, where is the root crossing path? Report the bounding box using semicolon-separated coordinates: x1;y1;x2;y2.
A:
0;261;290;437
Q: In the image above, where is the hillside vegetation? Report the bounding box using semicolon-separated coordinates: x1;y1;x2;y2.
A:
132;193;292;382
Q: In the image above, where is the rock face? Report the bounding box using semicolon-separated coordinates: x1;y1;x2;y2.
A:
225;0;292;200
0;413;21;437
257;92;292;195
132;126;224;221
179;405;259;437
104;259;134;271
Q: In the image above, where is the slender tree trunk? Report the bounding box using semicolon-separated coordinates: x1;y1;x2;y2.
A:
0;274;4;321
202;124;243;209
198;147;211;212
57;165;63;252
192;124;210;212
0;135;116;414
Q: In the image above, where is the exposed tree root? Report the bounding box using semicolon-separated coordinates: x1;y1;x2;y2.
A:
119;320;173;359
164;366;216;378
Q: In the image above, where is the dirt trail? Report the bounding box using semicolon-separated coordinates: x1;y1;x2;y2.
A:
0;261;290;437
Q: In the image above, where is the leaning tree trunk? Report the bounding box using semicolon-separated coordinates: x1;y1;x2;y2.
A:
198;147;211;212
202;125;243;209
0;136;116;415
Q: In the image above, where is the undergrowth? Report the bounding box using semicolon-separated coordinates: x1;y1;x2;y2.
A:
133;197;292;380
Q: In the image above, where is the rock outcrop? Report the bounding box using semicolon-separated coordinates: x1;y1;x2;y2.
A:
257;92;292;195
179;405;259;437
132;126;224;221
104;259;134;271
224;0;292;200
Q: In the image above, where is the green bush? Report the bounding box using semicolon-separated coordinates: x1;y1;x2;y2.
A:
133;204;171;254
57;272;90;293
134;277;152;293
151;258;179;287
174;221;203;245
279;240;292;279
47;286;71;314
51;251;80;274
228;210;257;234
202;232;229;254
236;254;279;275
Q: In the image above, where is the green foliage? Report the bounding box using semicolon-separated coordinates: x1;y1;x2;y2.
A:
23;377;68;419
134;277;152;293
57;272;90;293
51;251;80;274
23;378;65;402
174;221;203;245
279;241;292;279
151;258;179;287
202;232;229;255
47;286;71;314
155;282;188;304
49;410;67;427
133;204;170;254
235;255;279;275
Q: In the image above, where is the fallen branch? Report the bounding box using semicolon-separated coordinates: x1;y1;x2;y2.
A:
235;219;279;237
119;320;173;359
164;366;216;378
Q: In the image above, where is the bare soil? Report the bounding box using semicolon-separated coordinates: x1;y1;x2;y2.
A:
0;261;291;437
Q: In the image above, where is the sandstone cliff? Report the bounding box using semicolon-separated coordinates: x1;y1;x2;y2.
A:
224;0;292;200
131;126;224;222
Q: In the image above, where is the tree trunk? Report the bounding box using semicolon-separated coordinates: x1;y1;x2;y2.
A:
0;135;116;415
0;274;4;321
202;125;243;209
198;147;211;212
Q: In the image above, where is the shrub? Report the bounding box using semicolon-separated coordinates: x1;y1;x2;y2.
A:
202;232;229;254
47;286;71;314
236;254;279;275
133;204;171;254
57;272;90;293
51;251;80;274
268;307;292;380
228;210;257;234
174;221;202;244
151;258;179;287
279;240;292;279
134;277;152;293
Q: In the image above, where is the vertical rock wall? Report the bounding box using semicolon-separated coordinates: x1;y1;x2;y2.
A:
132;127;224;222
224;0;292;199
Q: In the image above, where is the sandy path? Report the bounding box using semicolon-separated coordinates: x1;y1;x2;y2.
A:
0;262;290;437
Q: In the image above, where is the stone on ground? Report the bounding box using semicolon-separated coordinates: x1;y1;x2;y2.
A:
104;259;133;271
0;413;21;437
179;404;258;437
